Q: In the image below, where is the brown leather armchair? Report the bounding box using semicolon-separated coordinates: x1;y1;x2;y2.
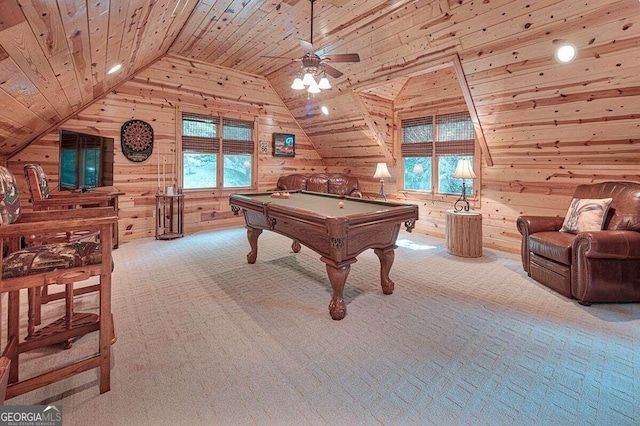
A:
517;181;640;304
276;173;363;198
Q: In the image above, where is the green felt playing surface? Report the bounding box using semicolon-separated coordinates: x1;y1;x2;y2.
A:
247;192;401;218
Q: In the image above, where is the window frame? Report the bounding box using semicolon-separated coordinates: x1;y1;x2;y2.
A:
178;109;258;195
397;109;480;201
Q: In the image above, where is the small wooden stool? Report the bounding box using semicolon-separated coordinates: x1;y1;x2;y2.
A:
445;209;482;258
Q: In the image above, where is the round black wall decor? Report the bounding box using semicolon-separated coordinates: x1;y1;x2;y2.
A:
121;119;154;162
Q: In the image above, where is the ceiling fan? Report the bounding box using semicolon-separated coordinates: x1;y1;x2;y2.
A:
263;0;360;92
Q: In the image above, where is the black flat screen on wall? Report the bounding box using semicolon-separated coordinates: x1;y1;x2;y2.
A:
59;129;115;190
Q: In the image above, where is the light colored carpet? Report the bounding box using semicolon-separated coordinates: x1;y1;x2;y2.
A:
6;228;640;425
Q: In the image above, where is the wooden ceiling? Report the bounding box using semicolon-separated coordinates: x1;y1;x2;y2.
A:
1;0;640;165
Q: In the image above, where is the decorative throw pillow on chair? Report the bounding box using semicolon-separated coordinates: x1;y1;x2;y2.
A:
560;197;613;234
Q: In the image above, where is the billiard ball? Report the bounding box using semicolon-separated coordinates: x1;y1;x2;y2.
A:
338;201;345;208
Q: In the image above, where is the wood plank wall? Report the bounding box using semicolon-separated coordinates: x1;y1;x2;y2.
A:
256;0;640;255
328;50;639;256
8;55;324;243
393;67;472;241
458;0;640;253
9;1;640;253
331;67;475;242
312;0;640;254
7;45;640;254
4;0;640;255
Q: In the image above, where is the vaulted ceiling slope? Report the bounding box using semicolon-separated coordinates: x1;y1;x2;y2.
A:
2;0;640;165
0;0;196;156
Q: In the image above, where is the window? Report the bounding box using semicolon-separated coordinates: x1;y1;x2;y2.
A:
222;118;254;188
401;111;475;195
181;113;254;190
401;116;433;191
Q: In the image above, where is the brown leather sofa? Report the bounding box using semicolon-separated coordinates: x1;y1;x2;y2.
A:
517;181;640;304
276;173;363;198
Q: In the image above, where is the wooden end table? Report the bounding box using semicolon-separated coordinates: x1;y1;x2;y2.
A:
445;209;482;258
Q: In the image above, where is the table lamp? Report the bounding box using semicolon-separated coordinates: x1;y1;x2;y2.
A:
374;163;392;201
452;158;477;212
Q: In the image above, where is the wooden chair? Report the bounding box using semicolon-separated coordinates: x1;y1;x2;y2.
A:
0;357;9;404
23;163;121;247
23;164;121;335
0;166;116;400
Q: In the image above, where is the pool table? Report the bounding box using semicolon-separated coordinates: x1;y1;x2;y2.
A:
229;191;418;320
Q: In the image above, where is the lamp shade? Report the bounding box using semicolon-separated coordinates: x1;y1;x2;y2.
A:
318;76;331;90
373;163;391;179
302;72;316;86
307;81;321;94
291;77;305;90
452;159;477;179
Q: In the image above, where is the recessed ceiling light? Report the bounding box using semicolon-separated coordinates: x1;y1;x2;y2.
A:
321;105;329;115
555;44;577;63
107;64;122;75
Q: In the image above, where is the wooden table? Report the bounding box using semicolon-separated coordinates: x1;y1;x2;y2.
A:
230;191;418;320
445;209;482;258
156;194;184;240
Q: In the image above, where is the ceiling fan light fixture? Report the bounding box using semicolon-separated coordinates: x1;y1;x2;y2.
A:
318;75;331;90
291;76;305;90
279;0;359;93
302;72;316;86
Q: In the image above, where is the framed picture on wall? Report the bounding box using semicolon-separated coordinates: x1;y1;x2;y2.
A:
272;133;295;157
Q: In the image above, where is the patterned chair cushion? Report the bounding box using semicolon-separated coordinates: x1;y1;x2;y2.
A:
2;241;102;280
0;167;21;225
24;163;50;201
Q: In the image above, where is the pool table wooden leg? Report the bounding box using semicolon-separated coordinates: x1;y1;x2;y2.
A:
246;227;262;264
325;262;350;320
374;246;396;295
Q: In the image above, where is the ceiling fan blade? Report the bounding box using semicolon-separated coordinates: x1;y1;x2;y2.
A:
322;53;360;63
299;39;313;55
322;64;343;79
